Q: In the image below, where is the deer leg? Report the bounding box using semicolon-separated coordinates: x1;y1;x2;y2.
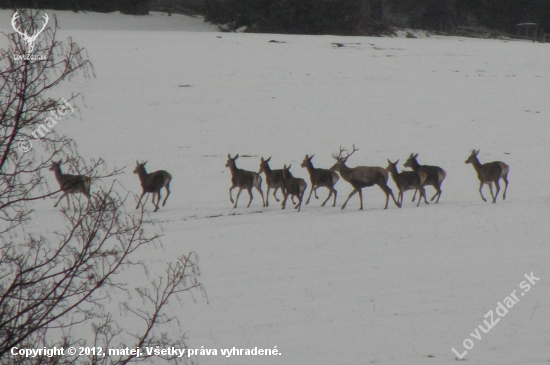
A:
136;191;146;209
492;180;501;203
281;192;288;210
332;189;337;207
234;188;243;208
296;195;303;212
273;187;280;202
380;185;399;209
433;184;443;203
358;189;364;210
65;193;71;208
411;189;417;202
255;185;265;207
306;185;315;205
246;188;253;208
155;191;162;211
314;187;319;199
54;192;66;208
429;185;440;201
229;185;236;203
502;174;509;200
162;183;170;206
479;182;487;202
341;189;358;210
265;186;271;206
321;188;332;207
488;183;495;201
421;187;429;205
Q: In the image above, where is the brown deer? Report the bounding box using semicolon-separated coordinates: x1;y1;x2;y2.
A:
465;149;509;203
226;154;265;208
403;153;446;203
133;161;172;212
258;157;286;207
301;154;339;207
49;160;91;208
281;164;307;212
330;146;400;210
386;159;428;207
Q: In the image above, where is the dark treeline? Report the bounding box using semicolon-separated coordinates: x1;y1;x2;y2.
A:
205;0;550;35
0;0;151;14
1;0;550;35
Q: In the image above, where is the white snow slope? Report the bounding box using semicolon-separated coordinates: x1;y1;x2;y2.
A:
2;10;549;365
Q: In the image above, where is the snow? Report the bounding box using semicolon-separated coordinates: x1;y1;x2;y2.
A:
2;9;549;365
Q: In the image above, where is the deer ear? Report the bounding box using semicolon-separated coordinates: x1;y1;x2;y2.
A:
235;154;239;159
228;153;231;159
414;153;419;158
288;164;292;169
396;159;399;164
309;154;314;160
266;156;271;162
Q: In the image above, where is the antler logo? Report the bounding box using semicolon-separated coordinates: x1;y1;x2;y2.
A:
11;12;49;54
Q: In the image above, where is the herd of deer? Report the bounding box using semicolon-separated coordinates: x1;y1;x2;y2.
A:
225;146;509;211
48;147;510;212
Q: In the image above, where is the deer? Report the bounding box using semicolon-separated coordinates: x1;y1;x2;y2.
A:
226;154;265;208
281;164;307;212
330;145;400;210
12;12;49;54
258;157;286;207
300;154;339;207
133;161;172;212
386;159;428;207
465;149;509;203
49;160;91;208
403;153;446;204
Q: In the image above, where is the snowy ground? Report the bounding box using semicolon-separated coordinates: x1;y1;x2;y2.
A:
2;9;550;365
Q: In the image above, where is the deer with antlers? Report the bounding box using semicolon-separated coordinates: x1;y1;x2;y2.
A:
133;161;172;212
226;154;265;208
403;153;446;204
330;146;400;210
465;149;509;203
281;164;307;212
258;157;286;207
49;160;91;208
300;154;339;207
11;12;49;54
386;159;428;207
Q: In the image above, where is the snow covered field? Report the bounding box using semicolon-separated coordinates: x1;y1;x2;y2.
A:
2;9;549;365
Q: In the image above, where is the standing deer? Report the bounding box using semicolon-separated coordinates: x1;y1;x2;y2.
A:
49;160;91;208
330;146;400;210
403;153;446;203
301;154;339;207
281;164;307;212
133;161;172;212
386;159;428;207
226;154;265;208
465;149;509;203
258;157;286;207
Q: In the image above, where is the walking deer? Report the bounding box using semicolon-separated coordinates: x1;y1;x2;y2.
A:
465;149;509;203
330;146;400;210
403;153;446;203
258;157;286;207
301;154;339;207
133;161;172;212
281;164;307;212
226;154;265;208
49;160;91;208
386;159;428;207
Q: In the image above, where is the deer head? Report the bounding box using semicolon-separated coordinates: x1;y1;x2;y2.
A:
12;12;49;54
133;160;147;174
330;145;358;171
465;149;480;164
